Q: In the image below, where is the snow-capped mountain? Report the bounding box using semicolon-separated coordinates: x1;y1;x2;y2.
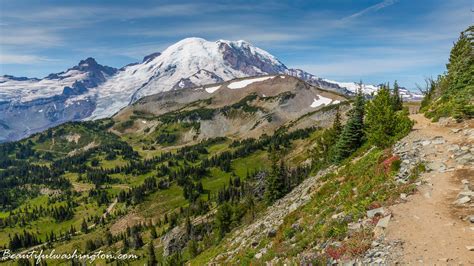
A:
0;37;422;142
79;38;289;119
0;58;116;103
0;58;117;142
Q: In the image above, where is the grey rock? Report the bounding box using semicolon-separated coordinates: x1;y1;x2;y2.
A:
376;215;391;229
348;222;362;231
467;215;474;223
455;196;471;205
267;228;277;238
421;140;431;146
371;241;380;247
367;207;385;218
432;136;445;145
458;191;474;198
332;212;345;220
448;144;460;151
427;162;446;172
291;222;301;231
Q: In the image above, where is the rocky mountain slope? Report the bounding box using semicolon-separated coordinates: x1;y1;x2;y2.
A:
112;75;347;143
0;58;117;142
0;37;421;142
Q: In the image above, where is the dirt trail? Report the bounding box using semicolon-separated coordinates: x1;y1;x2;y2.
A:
385;114;474;264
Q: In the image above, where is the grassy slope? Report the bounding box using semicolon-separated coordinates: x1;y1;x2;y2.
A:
192;146;419;264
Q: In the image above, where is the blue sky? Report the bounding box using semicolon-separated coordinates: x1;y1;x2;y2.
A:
0;0;471;89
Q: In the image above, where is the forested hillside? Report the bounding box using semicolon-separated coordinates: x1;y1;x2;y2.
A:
421;25;474;120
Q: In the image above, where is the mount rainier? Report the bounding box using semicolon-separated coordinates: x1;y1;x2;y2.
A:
0;37;421;142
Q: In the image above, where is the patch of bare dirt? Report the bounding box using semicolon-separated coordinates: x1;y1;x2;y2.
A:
65;133;81;143
110;211;144;235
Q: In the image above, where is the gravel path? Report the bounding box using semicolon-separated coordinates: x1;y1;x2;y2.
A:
384;114;474;264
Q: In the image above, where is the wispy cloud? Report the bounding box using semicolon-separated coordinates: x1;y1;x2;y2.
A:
342;0;398;21
2;4;200;22
0;53;55;64
0;27;63;47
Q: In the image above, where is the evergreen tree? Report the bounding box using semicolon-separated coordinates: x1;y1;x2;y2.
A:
365;85;414;147
422;26;474;120
333;106;342;134
150;227;157;239
264;156;285;204
311;107;343;170
334;88;366;162
215;202;232;239
391;80;403;111
365;86;398;147
81;219;88;233
187;239;199;258
147;242;157;266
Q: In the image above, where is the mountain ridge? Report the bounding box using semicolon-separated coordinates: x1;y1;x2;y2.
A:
0;37;421;142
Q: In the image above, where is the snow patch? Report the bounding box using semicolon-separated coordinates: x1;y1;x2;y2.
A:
205;85;221;93
227;76;274;89
310;95;334;108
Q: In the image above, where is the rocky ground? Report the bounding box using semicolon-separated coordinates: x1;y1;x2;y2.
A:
361;114;474;264
209;166;337;264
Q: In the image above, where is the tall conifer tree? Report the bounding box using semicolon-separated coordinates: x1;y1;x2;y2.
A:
391;80;403;111
334;87;365;162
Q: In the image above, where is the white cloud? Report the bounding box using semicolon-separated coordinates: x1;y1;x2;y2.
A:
0;28;62;47
342;0;398;21
0;54;54;64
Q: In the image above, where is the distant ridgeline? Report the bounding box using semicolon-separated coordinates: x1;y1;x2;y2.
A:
420;25;474;121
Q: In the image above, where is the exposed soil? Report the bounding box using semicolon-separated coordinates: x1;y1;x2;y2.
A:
384;114;474;264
